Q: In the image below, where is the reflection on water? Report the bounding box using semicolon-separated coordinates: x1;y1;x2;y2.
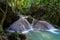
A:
26;31;60;40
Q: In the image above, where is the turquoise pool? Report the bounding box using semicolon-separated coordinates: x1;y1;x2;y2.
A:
26;30;60;40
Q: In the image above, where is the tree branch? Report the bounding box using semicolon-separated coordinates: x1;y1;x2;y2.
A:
0;7;6;25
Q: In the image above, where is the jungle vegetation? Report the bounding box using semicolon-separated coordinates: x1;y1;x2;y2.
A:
0;0;60;40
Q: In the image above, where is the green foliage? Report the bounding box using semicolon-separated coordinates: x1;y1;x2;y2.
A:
28;0;60;27
7;0;34;14
8;0;33;9
0;0;60;40
9;32;20;40
0;0;5;3
0;25;3;34
9;32;26;40
0;0;60;29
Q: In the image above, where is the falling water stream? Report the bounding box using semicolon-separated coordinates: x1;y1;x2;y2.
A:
6;15;60;40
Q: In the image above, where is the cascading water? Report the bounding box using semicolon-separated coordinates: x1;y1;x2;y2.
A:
32;19;59;34
6;15;60;34
6;15;33;34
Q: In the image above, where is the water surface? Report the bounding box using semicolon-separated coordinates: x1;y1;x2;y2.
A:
26;30;60;40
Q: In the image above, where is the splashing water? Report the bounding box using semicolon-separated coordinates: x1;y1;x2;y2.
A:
6;15;60;34
32;19;60;34
6;15;33;34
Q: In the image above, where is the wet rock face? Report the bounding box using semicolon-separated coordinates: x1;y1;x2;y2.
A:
26;17;33;24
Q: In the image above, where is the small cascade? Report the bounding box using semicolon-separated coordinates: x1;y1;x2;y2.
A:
32;19;54;31
6;15;59;34
31;18;59;34
6;15;33;34
20;15;33;31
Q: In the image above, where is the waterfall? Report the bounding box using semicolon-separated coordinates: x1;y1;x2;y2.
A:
32;19;59;34
6;15;33;34
6;15;59;34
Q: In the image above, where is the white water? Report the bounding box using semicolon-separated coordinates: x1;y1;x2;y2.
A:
6;15;59;34
6;15;33;34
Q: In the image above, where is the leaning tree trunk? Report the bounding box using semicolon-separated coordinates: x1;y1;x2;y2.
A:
0;7;6;25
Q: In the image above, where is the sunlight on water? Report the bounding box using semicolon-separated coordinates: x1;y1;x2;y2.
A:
26;31;60;40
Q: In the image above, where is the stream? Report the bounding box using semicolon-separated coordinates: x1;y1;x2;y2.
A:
26;30;60;40
6;15;60;40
